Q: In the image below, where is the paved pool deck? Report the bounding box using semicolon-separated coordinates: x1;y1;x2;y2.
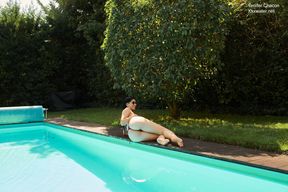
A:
47;118;288;173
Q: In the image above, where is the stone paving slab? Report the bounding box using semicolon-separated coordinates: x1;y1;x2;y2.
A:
47;118;288;172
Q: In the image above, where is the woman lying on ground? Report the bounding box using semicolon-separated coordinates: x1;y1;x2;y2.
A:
120;97;184;147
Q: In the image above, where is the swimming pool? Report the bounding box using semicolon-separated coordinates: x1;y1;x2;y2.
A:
0;122;287;192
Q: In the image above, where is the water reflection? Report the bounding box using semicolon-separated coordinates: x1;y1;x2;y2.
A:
0;130;57;158
122;158;169;184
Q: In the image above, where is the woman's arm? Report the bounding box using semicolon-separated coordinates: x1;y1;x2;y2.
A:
120;108;135;126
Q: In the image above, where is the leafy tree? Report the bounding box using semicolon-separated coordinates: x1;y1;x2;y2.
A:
103;0;230;118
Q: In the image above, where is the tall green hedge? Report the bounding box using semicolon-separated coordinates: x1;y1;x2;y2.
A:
0;0;122;107
0;3;54;105
103;0;230;118
212;0;288;115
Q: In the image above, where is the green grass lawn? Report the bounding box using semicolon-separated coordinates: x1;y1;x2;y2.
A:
49;108;288;153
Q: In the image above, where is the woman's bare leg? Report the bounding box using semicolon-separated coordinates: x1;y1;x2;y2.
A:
128;130;170;146
128;130;158;142
150;121;183;147
129;117;183;147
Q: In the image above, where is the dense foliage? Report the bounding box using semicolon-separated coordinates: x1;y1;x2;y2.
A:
0;0;121;107
220;0;288;115
0;3;52;105
193;0;288;115
103;0;230;118
44;0;116;105
0;0;287;116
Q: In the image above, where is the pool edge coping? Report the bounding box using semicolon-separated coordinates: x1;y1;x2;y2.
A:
45;121;288;175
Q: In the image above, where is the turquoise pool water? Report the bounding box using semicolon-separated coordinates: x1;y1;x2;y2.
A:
0;123;287;192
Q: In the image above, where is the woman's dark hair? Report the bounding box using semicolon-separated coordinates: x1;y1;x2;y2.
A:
124;96;135;108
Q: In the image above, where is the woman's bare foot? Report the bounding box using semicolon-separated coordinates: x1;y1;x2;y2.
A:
171;137;184;147
176;138;184;147
156;135;170;146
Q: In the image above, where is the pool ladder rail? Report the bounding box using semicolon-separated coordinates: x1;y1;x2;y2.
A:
43;108;48;119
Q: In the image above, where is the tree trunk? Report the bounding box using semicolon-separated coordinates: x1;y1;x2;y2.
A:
168;101;181;120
